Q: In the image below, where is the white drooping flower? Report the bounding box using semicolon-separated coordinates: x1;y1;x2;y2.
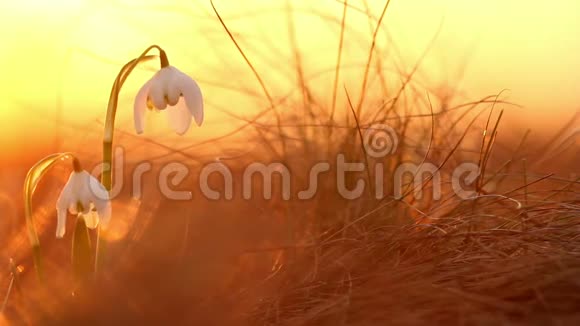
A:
55;170;111;238
133;66;204;135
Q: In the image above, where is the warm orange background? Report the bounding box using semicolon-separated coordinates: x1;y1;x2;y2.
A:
1;0;579;158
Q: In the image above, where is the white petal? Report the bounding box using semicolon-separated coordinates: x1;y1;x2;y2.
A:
54;170;110;237
149;75;167;110
164;99;192;135
86;173;109;202
82;209;100;229
56;172;75;238
68;203;78;215
69;171;86;197
57;173;74;207
86;173;112;227
133;78;153;134
66;171;92;214
56;208;66;238
177;71;204;126
166;69;182;106
56;207;67;238
75;171;95;214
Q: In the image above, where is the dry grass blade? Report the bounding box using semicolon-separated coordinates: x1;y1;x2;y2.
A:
344;87;373;196
210;0;286;157
329;0;348;128
354;0;391;117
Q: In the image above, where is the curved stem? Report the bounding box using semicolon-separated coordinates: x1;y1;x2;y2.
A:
23;152;76;280
101;45;166;189
97;45;167;275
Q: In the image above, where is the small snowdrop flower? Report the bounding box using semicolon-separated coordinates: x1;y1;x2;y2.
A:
133;57;204;135
55;159;111;238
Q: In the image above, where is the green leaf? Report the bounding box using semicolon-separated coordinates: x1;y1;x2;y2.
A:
23;152;74;280
71;218;93;287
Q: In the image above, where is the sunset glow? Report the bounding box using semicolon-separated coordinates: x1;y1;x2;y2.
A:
1;0;579;156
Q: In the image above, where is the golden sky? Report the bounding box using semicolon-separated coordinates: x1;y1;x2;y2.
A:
1;0;579;155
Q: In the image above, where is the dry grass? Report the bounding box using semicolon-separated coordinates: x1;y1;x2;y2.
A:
248;192;580;325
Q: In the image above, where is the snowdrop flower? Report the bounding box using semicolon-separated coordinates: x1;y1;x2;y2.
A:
55;160;111;238
133;66;204;135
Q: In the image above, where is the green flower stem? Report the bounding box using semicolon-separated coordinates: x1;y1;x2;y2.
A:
71;218;92;287
95;45;168;275
101;141;113;191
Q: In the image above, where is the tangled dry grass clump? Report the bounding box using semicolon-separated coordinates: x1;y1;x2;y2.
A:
248;190;580;325
237;106;580;325
1;1;579;325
